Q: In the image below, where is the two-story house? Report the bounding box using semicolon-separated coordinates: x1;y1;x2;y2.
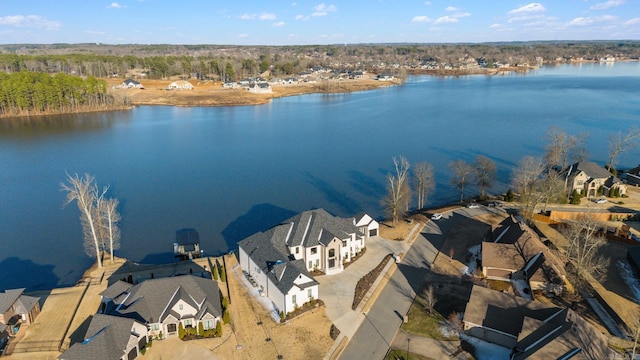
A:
238;208;378;315
562;161;626;198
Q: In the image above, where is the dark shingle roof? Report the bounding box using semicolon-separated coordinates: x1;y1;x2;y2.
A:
284;209;361;248
566;161;613;180
102;275;221;324
176;228;200;246
60;314;141;360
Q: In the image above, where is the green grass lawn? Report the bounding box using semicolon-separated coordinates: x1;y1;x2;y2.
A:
385;349;431;360
401;295;458;341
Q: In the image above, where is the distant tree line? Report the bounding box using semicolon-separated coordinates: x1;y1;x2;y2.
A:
0;71;120;116
1;41;639;81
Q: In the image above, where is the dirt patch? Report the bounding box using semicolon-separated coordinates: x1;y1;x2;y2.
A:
106;77;396;108
379;220;415;241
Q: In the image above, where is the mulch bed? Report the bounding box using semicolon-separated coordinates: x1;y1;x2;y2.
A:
352;254;393;310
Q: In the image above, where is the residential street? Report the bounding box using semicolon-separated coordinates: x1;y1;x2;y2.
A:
339;227;440;359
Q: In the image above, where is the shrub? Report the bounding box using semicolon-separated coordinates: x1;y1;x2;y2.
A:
223;309;230;324
198;322;204;336
158;331;163;340
570;189;581;204
222;296;229;311
141;348;146;355
215;320;222;337
506;189;514;202
178;323;185;339
280;311;285;323
213;263;219;280
220;265;227;282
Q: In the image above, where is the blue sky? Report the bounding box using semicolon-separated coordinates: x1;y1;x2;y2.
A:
1;1;639;45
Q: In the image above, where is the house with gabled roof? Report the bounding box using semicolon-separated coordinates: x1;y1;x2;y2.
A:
238;208;378;315
0;288;40;336
118;78;144;89
483;216;566;292
562;161;626;198
59;314;148;360
462;285;610;360
100;275;221;339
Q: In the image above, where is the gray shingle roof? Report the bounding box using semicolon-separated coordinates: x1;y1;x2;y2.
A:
60;314;142;360
283;209;361;247
14;295;39;314
566;161;614;180
0;288;25;314
102;275;221;324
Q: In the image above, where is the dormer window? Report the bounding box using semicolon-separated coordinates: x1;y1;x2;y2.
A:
296;247;300;254
311;247;317;255
179;304;183;310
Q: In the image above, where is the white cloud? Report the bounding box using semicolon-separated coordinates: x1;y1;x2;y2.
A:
107;2;126;9
412;15;432;23
508;3;545;15
567;15;617;26
85;30;106;35
624;17;640;25
445;6;459;12
240;14;256;20
453;12;471;18
273;21;285;27
236;33;249;39
489;23;502;29
0;15;61;29
590;0;626;10
259;13;277;20
312;3;337;16
295;14;310;21
291;2;297;6
424;1;431;5
435;16;458;24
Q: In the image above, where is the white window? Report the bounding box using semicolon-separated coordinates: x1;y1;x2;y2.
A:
204;320;214;330
308;261;312;269
179;304;183;310
308;288;313;299
184;319;192;327
292;294;297;304
151;324;159;331
296;247;299;254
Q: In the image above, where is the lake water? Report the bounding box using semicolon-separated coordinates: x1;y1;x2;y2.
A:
1;62;639;290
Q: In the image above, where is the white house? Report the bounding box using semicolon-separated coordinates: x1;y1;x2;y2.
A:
238;208;378;315
100;275;221;339
118;78;144;89
248;82;272;94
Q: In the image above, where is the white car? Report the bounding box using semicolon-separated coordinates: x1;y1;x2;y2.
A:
431;213;443;220
595;198;607;204
466;203;480;209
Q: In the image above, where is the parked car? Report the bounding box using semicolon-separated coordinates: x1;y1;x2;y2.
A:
466;203;480;209
594;198;607;204
431;213;443;220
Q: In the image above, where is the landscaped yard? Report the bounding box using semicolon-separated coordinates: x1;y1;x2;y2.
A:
402;294;457;341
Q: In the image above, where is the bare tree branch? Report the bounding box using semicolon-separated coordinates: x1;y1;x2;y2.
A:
383;156;411;227
413;162;435;210
449;160;473;203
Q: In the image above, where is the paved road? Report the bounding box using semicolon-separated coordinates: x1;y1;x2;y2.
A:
339;232;433;359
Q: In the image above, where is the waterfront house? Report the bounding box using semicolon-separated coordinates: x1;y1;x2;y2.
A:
238;208;378;315
0;288;40;336
625;164;640;186
173;228;202;260
376;72;394;81
100;275;221;339
562;161;626;198
60;314;148;360
248;82;272;94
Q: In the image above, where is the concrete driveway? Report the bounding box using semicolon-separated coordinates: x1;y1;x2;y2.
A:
316;235;411;339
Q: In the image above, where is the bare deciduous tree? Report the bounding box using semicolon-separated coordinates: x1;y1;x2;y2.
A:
560;214;609;279
61;173;103;268
473;155;496;200
544;126;576;170
607;126;640;174
101;198;121;264
539;169;566;212
449;160;473;203
423;285;436;315
571;132;589;163
383;156;411;227
413;162;435;210
511;156;545;219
